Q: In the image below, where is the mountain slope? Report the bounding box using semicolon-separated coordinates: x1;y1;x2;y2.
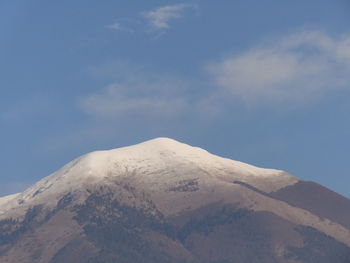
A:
1;138;350;263
270;181;350;229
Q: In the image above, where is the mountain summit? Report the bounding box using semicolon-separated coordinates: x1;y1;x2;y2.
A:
1;138;350;263
0;137;296;219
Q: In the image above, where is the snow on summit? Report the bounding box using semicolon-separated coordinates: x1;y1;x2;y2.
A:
0;137;299;218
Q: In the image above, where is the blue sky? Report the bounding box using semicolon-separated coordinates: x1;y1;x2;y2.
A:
1;0;350;198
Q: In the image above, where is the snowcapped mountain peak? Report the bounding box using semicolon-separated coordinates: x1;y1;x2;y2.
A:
106;137;209;158
133;137;209;155
66;137;282;181
137;137;189;148
2;138;350;263
58;137;209;177
0;138;299;219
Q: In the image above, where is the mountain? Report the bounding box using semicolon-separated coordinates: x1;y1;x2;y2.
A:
0;137;350;263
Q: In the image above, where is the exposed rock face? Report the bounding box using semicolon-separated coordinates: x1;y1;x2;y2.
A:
0;138;350;263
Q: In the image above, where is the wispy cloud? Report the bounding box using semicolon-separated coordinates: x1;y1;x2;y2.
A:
79;84;189;120
209;31;350;105
79;61;217;122
104;23;131;32
81;30;350;123
143;3;192;30
104;3;196;35
105;23;123;30
45;30;350;153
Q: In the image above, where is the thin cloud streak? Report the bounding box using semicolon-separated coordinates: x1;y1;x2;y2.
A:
79;61;220;122
105;23;123;30
79;84;189;120
104;23;131;32
143;3;192;30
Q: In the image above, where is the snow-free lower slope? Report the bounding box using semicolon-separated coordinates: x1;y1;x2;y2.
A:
0;137;298;219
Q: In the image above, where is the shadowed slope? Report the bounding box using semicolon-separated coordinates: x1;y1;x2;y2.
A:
270;181;350;229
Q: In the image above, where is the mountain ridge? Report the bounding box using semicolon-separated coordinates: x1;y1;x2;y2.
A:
1;137;350;263
0;137;297;219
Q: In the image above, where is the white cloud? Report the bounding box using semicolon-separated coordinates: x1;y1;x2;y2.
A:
79;84;189;120
79;61;220;122
104;23;131;32
209;31;350;105
105;23;123;30
143;3;192;29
